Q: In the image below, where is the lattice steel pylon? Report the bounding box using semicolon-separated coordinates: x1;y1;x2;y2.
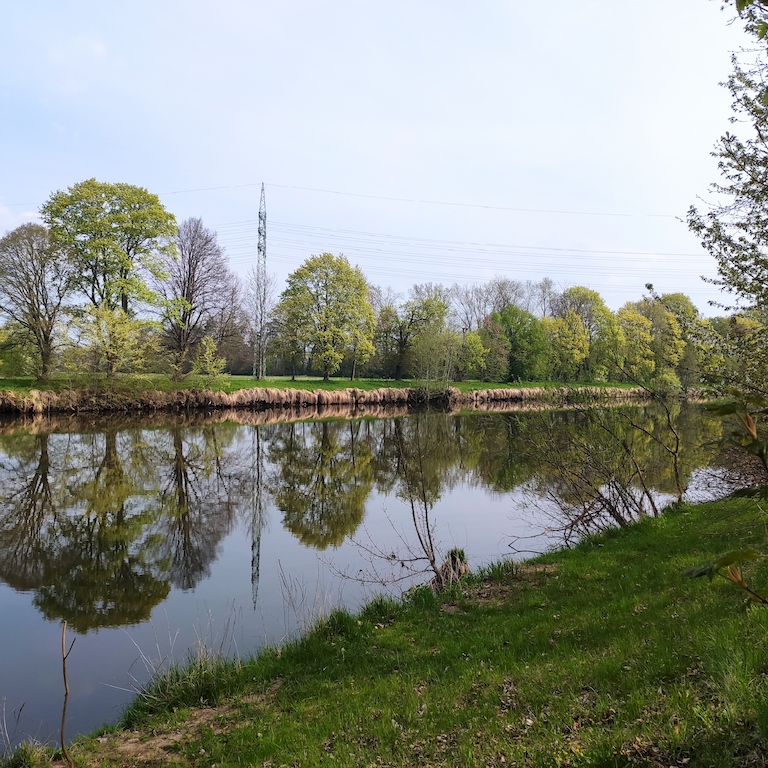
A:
253;183;267;378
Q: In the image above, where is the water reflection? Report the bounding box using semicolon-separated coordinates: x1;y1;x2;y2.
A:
514;403;723;543
0;403;725;634
267;420;373;548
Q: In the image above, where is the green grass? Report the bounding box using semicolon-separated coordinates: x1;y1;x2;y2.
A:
0;373;638;398
17;496;765;767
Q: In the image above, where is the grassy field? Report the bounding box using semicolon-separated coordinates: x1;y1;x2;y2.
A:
10;496;768;767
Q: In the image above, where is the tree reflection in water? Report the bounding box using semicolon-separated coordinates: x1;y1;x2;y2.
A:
0;402;728;633
25;428;169;632
515;403;723;545
0;421;258;632
0;432;58;592
267;420;373;549
149;424;252;591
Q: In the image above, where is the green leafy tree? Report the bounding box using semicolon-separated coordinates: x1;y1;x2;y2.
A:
626;297;685;389
542;310;590;381
275;253;374;381
269;301;306;379
374;287;450;380
477;314;510;382
41;179;176;313
616;307;655;383
411;326;460;392
687;49;768;306
191;335;228;387
0;224;73;378
41;179;177;377
658;292;705;390
61;305;159;378
495;305;550;381
685;28;768;395
453;330;487;381
555;286;623;381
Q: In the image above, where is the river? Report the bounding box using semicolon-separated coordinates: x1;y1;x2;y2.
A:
0;403;728;748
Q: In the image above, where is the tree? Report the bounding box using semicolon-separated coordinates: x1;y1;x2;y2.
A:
495;305;551;382
156;217;240;375
543;310;590;381
477;314;510;382
41;179;177;377
625;297;685;389
454;330;487;381
61;304;160;378
687;33;768;312
248;260;277;380
374;286;450;380
275;253;374;380
616;307;655;383
0;224;73;378
685;22;768;397
727;1;768;33
411;326;460;392
41;179;177;313
554;286;623;381
449;278;528;332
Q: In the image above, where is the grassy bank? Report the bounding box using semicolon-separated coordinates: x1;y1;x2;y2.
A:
0;374;629;397
0;375;645;415
12;496;768;767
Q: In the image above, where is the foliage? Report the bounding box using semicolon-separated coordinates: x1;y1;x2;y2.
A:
41;178;176;313
685;548;768;604
626;296;685;388
556;286;624;381
542;310;590;381
495;304;550;381
60;305;160;378
0;224;72;378
190;335;227;387
452;329;486;381
410;327;459;392
62;306;158;378
373;286;450;380
476;314;509;381
707;392;768;483
616;306;655;383
0;324;37;377
687;40;768;317
275;253;375;381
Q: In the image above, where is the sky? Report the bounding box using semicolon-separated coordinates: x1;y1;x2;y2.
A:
0;1;755;314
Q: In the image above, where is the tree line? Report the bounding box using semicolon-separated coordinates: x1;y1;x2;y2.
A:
2;102;767;393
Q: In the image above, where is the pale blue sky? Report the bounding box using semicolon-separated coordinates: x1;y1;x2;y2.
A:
0;1;752;312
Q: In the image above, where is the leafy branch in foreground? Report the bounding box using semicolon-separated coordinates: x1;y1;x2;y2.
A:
684;548;768;603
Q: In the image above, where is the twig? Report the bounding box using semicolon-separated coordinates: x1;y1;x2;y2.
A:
61;621;75;768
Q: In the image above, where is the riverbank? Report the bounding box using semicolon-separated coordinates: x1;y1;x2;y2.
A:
0;379;647;415
17;495;768;768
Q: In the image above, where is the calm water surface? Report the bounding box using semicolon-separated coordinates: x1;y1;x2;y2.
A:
0;405;724;746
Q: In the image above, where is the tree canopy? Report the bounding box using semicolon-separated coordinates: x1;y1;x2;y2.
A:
41;178;177;313
275;253;375;380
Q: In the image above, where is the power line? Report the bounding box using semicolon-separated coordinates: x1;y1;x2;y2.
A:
2;180;679;219
264;183;677;219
